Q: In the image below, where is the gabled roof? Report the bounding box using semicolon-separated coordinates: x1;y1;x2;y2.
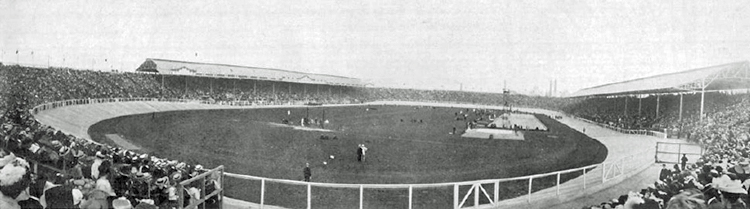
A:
569;61;750;97
136;58;365;87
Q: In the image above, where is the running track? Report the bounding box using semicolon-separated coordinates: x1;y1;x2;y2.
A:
33;100;686;209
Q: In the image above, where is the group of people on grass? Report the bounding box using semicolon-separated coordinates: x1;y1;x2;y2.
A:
302;144;367;182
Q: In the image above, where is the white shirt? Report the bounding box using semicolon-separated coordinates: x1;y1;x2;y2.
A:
91;158;103;179
95;177;116;196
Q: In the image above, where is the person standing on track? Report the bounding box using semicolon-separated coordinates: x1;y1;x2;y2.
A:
357;144;368;162
361;144;368;162
303;163;311;182
357;144;363;162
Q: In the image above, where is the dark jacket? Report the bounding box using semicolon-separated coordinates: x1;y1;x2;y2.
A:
44;185;75;209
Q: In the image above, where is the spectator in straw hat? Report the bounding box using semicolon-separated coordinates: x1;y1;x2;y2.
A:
112;196;133;209
0;155;33;209
708;177;748;209
728;159;750;182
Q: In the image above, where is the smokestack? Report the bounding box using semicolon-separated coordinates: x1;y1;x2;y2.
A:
549;80;553;97
554;79;558;97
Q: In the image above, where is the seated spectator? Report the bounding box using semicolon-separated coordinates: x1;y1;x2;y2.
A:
709;177;748;209
42;177;83;209
661;164;671;181
727;159;750;182
79;187;109;209
665;189;706;209
0;154;33;209
618;191;646;209
94;162;116;197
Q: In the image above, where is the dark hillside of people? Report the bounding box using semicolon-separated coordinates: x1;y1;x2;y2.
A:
0;64;571;110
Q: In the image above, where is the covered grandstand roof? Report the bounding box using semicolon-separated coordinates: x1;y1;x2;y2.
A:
569;61;750;97
136;58;365;87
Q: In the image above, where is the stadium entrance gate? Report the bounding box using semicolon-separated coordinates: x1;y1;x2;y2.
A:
655;142;703;164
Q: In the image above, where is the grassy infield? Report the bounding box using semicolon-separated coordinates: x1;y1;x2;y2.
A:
89;105;607;209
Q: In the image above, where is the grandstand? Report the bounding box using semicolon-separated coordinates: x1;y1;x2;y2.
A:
136;58;366;87
570;61;750;121
566;61;750;209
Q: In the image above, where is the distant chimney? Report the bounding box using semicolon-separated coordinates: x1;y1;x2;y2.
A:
553;79;557;97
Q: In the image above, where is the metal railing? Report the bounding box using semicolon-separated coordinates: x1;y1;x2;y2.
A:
30;97;331;115
222;147;654;209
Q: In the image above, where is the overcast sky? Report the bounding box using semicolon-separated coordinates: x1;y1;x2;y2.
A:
2;0;749;95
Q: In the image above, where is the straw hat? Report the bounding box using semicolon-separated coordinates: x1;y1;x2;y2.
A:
0;157;32;199
739;158;749;166
0;153;16;167
112;197;133;209
718;177;748;194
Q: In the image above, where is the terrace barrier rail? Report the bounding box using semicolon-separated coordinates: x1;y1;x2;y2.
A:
30;98;660;208
30;97;352;115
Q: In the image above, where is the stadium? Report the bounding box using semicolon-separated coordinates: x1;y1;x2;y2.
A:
2;1;750;209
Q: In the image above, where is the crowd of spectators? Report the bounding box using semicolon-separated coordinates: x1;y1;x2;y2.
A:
582;158;750;209
1;65;222;208
567;92;750;208
0;64;569;111
562;93;744;132
0;64;572;208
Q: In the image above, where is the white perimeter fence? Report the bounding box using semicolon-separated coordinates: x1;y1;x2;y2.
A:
32;98;660;209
